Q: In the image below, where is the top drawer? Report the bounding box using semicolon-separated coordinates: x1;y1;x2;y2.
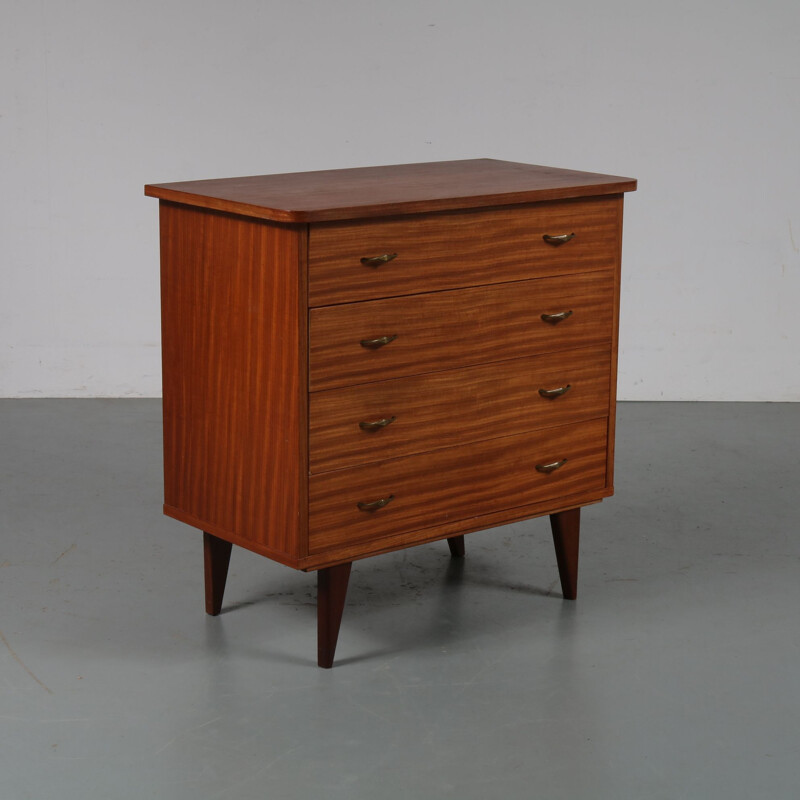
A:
308;195;621;307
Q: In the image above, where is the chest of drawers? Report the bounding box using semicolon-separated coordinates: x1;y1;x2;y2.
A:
145;159;636;667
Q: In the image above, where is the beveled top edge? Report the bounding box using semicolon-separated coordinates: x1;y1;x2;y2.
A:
144;158;637;223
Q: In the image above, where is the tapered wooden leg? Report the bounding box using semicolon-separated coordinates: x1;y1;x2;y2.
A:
317;562;352;668
203;531;233;616
549;507;580;600
447;535;465;558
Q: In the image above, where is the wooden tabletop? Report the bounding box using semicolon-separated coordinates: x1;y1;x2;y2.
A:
144;158;636;223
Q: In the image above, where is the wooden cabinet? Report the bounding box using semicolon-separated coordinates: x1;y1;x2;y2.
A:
145;159;636;667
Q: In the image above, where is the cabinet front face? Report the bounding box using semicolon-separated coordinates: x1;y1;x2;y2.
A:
304;196;623;566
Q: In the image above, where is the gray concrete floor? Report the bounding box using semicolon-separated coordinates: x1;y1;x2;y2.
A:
1;400;799;799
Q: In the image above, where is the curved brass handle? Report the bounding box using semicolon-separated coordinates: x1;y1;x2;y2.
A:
359;416;397;432
535;459;568;474
357;495;395;512
540;310;573;324
360;253;398;267
542;233;575;246
360;334;398;349
538;384;572;398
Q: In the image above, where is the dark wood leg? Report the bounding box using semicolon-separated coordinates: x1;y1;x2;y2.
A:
447;535;465;558
549;507;580;600
317;562;352;668
203;531;233;616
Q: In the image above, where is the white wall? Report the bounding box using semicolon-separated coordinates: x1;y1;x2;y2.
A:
2;0;798;399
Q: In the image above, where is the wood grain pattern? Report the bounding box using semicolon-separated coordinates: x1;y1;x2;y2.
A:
309;418;607;553
164;507;301;568
160;201;307;562
309;345;611;473
308;196;621;306
309;271;614;392
605;195;625;493
145;159;637;223
299;488;610;571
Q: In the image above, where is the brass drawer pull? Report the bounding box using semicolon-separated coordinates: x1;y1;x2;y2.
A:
541;310;573;324
357;495;395;512
543;233;575;246
360;334;398;349
361;253;398;267
538;384;572;398
535;458;568;474
359;416;397;432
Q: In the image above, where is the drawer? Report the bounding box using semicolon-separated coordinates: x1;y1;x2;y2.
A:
309;271;614;391
309;345;611;473
309;418;608;553
308;196;621;306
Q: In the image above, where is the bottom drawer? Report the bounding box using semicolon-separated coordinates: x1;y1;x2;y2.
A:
309;417;608;553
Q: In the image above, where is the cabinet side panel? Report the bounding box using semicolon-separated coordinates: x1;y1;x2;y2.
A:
159;202;306;562
605;194;624;492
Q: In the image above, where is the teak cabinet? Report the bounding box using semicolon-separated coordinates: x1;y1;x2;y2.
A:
145;159;637;667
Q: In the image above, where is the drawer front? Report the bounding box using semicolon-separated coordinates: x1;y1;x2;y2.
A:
308;196;621;306
309;345;611;473
309;418;608;553
309;271;614;391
